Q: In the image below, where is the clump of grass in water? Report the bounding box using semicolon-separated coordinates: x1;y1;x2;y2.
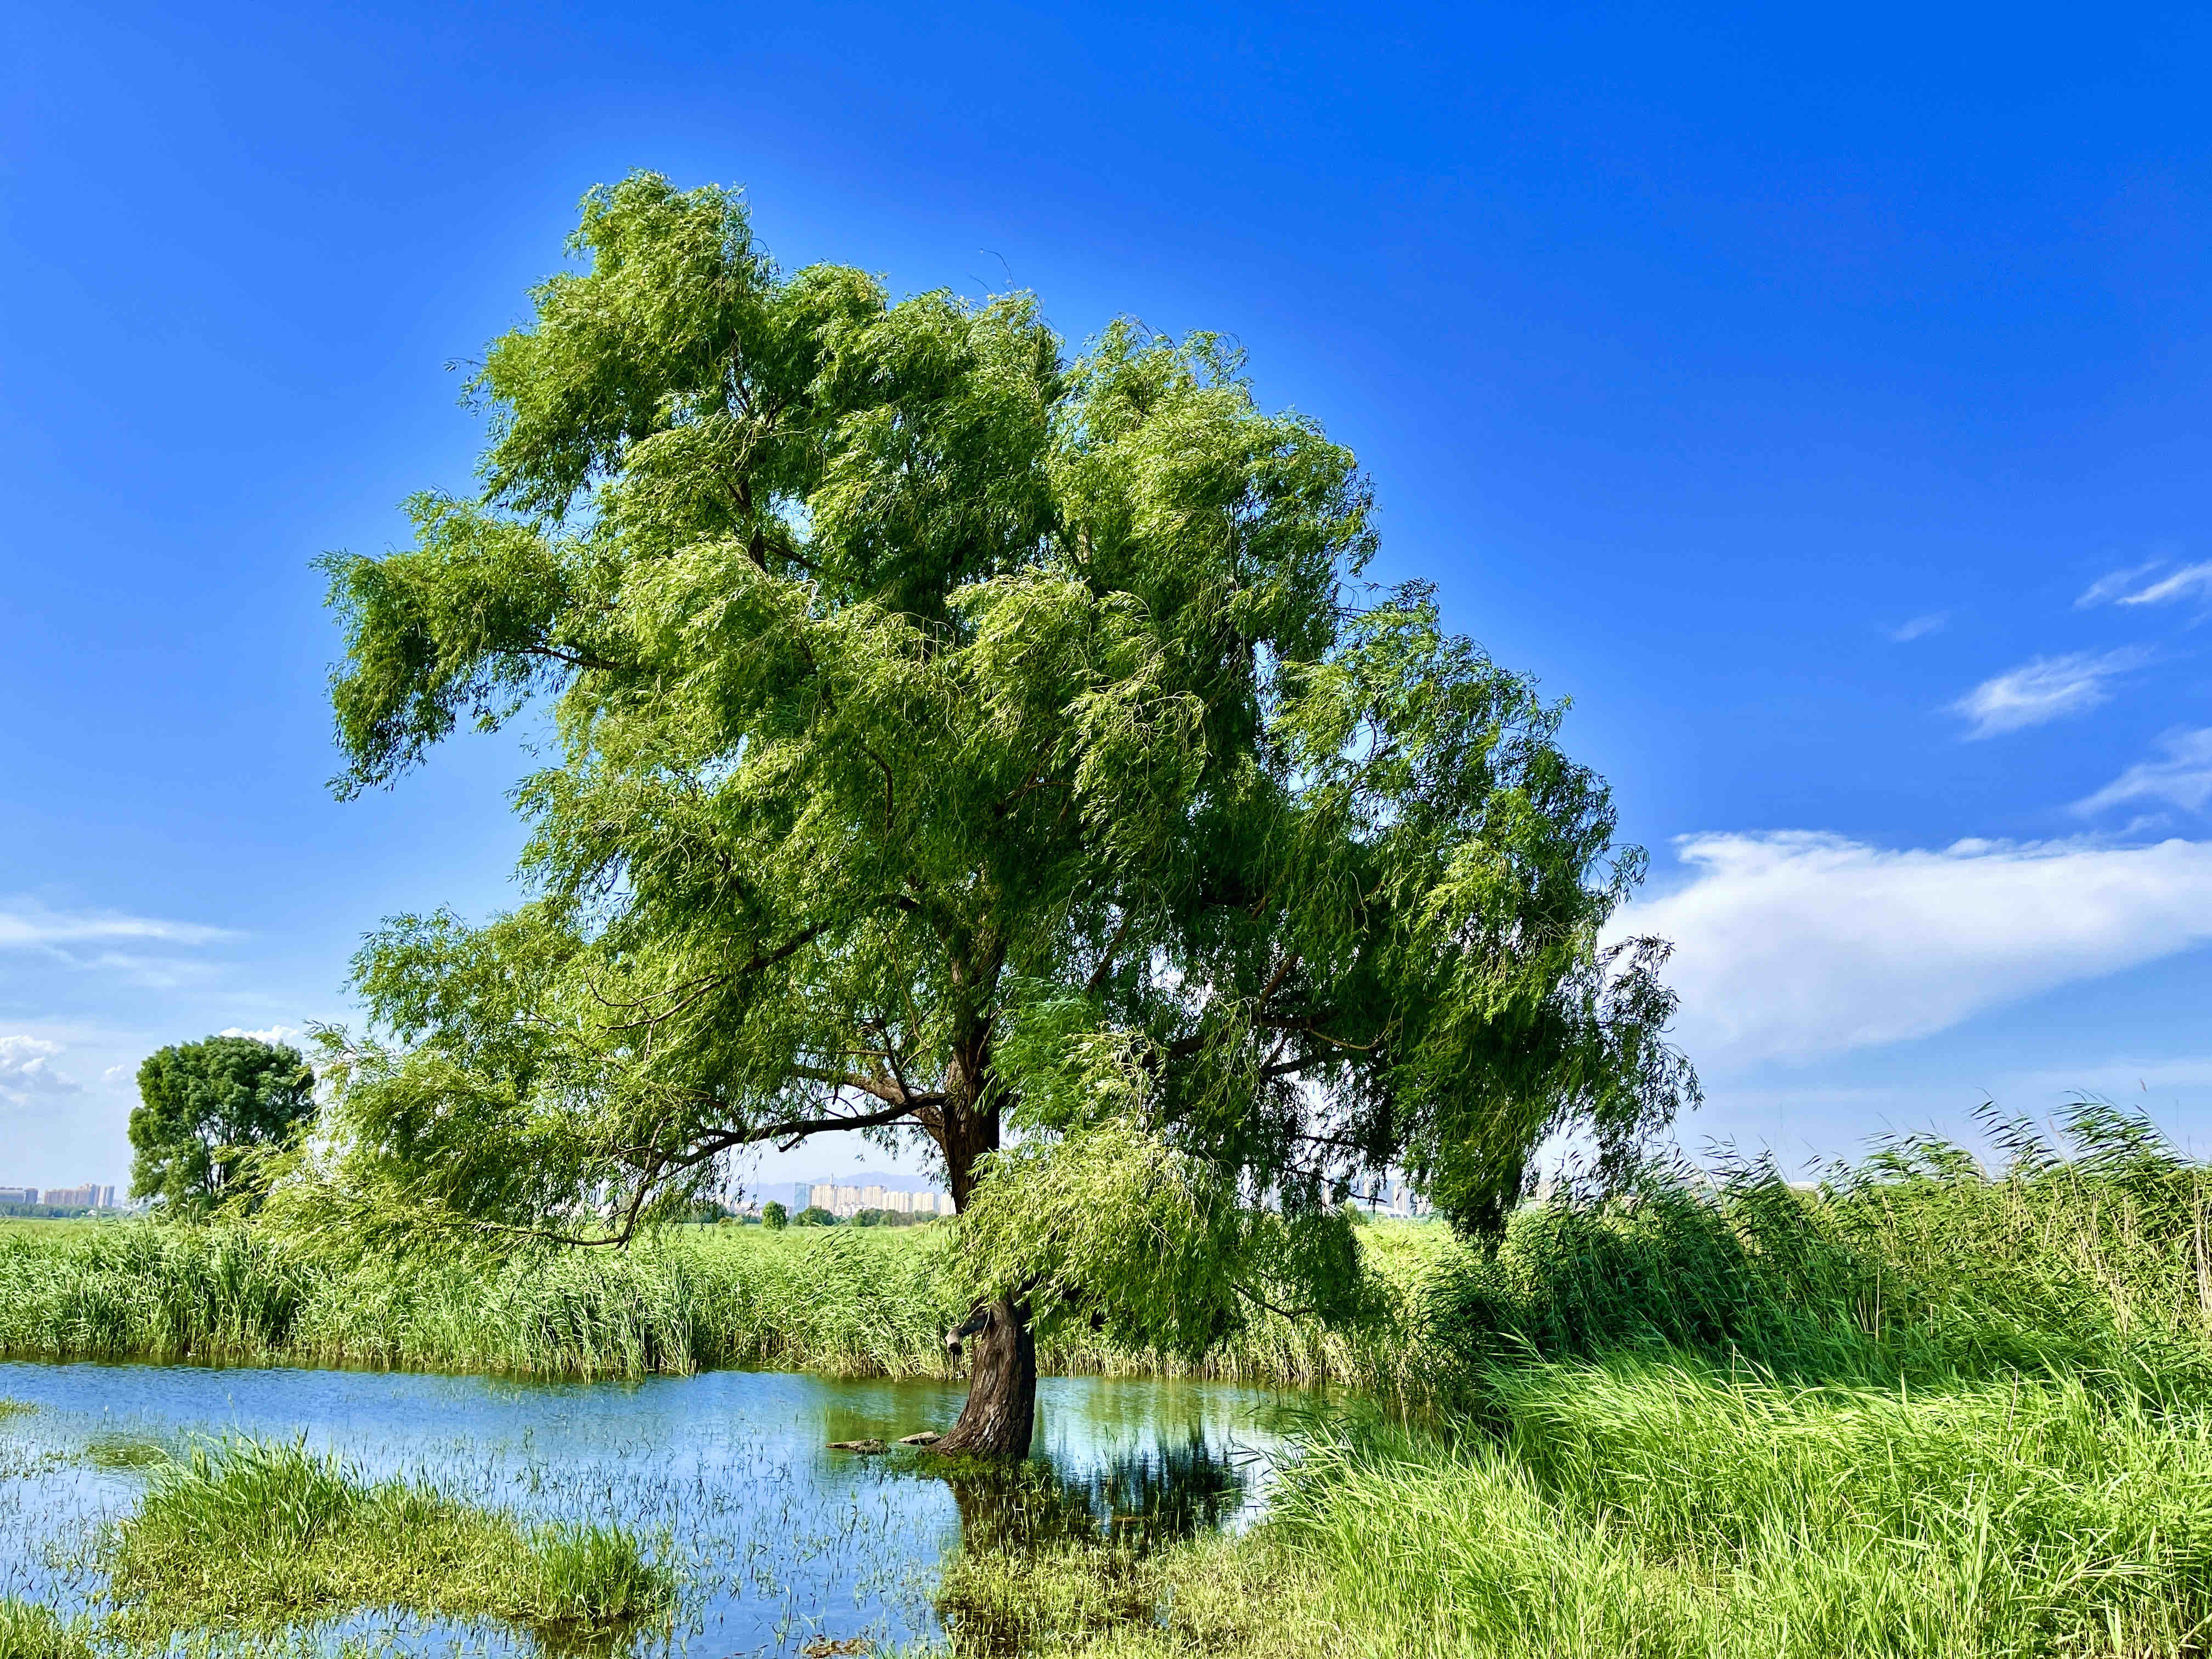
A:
0;1598;97;1659
106;1436;674;1645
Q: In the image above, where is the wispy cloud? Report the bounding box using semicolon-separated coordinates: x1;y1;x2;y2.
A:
1947;648;2151;738
2078;560;2212;609
2075;729;2212;819
0;1035;80;1098
2077;561;2166;607
1887;612;1948;643
0;902;231;951
1612;831;2212;1068
2118;563;2212;607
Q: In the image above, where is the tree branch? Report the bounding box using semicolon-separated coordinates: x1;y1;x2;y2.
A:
521;644;625;673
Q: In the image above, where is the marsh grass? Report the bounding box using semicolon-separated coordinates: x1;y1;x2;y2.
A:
945;1362;2212;1658
105;1437;673;1647
940;1104;2212;1658
16;1102;2212;1657
0;1219;1447;1391
0;1598;96;1659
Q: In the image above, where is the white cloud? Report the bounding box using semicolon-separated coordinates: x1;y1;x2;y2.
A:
2075;729;2212;818
2077;561;2168;607
218;1025;304;1048
0;1035;80;1097
0;901;234;989
1887;612;1948;643
1946;648;2151;738
1614;831;2212;1069
2078;560;2212;609
0;902;230;951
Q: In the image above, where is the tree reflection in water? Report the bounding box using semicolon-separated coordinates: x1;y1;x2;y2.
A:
942;1432;1249;1552
927;1435;1252;1653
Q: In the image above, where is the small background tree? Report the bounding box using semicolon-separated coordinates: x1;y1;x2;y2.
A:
306;173;1694;1455
760;1200;788;1230
131;1036;316;1217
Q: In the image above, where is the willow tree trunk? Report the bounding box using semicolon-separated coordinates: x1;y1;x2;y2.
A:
936;1296;1035;1458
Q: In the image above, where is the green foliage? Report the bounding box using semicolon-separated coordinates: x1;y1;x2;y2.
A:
760;1200;787;1229
792;1206;837;1227
106;1435;673;1640
129;1036;315;1217
311;170;1691;1351
960;1116;1375;1358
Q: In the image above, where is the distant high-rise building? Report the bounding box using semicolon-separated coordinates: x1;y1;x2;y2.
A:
794;1181;950;1220
41;1184;101;1207
0;1187;37;1205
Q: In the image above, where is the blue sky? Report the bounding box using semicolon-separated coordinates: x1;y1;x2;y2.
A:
4;0;2211;1190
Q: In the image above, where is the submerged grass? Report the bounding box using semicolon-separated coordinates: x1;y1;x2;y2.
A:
105;1436;673;1644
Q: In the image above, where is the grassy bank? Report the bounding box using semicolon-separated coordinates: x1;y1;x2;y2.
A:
13;1104;2212;1656
0;1216;1453;1394
936;1105;2212;1658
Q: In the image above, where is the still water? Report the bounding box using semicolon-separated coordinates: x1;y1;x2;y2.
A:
0;1361;1294;1655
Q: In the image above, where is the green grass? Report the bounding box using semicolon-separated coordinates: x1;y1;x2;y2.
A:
934;1103;2212;1658
105;1436;673;1644
0;1213;1453;1391
19;1102;2212;1657
0;1599;97;1659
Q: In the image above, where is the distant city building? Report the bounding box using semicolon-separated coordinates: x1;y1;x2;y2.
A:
0;1187;37;1205
803;1181;949;1219
40;1184;115;1209
1351;1178;1429;1220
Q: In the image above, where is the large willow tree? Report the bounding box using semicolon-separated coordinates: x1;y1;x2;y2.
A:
317;173;1695;1455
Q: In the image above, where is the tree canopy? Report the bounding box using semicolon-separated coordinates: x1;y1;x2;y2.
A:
131;1035;317;1216
309;172;1695;1444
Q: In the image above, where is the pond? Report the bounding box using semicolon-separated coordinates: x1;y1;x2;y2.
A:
0;1361;1297;1656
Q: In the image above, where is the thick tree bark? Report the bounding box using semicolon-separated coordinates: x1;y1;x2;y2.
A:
928;1009;1035;1458
936;1296;1036;1458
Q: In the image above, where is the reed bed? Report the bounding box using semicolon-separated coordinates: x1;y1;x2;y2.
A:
935;1103;2212;1658
0;1217;1451;1391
